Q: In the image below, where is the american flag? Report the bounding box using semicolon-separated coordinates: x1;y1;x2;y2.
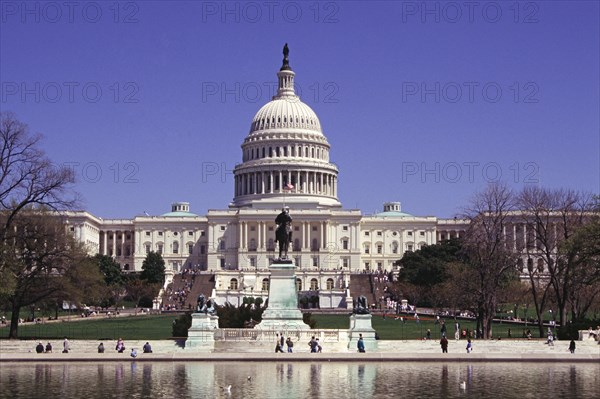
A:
284;183;294;190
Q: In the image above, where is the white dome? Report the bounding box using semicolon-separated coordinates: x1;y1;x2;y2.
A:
249;97;322;135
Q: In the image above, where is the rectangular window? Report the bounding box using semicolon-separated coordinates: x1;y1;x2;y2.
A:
220;258;225;268
188;244;193;254
145;244;150;254
365;231;370;236
407;231;413;236
188;231;194;236
200;231;205;237
407;244;413;252
420;231;425;236
157;244;163;254
365;247;370;254
146;231;151;236
220;226;226;231
377;231;382;236
342;240;348;250
377;245;382;254
312;226;317;231
313;257;318;267
343;225;348;231
200;245;205;254
343;258;349;268
250;257;256;267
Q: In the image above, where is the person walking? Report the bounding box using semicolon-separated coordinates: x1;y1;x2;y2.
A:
569;340;576;354
466;339;473;353
440;320;447;338
275;334;284;353
357;334;366;353
440;336;449;353
285;337;294;353
62;337;70;353
308;336;318;353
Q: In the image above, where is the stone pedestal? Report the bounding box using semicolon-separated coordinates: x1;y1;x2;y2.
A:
348;314;377;352
185;313;219;351
345;289;354;310
255;259;310;330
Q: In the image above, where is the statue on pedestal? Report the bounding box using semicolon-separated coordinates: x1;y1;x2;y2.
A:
275;207;292;260
196;294;216;315
353;295;370;315
196;294;206;313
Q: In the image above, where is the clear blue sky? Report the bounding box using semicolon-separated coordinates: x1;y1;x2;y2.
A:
1;1;598;218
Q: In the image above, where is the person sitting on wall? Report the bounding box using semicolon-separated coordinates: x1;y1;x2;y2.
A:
143;342;152;353
36;342;44;353
45;342;53;353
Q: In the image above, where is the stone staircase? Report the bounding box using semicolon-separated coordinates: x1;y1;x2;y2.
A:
184;274;215;309
348;274;376;308
161;273;216;311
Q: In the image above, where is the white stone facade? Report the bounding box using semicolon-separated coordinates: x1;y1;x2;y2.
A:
63;49;472;306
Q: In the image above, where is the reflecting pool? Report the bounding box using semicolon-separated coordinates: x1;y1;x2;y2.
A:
1;362;599;399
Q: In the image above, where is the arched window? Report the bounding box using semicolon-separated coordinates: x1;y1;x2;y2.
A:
326;278;334;290
517;258;524;272
249;238;257;251
219;240;225;250
230;278;238;290
527;258;533;272
391;241;399;254
262;278;270;291
267;238;275;251
173;241;179;254
296;278;302;291
310;278;318;290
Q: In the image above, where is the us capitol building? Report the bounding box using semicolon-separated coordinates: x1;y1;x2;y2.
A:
64;46;467;308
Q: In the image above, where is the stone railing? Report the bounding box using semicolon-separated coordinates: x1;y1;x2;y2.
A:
215;328;348;343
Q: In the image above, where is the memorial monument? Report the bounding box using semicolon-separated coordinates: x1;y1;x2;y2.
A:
185;293;219;350
255;206;310;330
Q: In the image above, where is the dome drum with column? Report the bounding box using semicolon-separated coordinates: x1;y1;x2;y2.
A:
232;45;341;209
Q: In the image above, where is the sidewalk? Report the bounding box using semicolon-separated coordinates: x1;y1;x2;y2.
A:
1;338;598;362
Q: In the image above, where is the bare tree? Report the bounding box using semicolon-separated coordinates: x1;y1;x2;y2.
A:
3;210;103;338
0;112;77;295
461;183;519;339
517;187;595;328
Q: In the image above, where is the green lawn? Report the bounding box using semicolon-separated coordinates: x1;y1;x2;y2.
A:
0;314;177;340
1;312;536;340
311;313;526;340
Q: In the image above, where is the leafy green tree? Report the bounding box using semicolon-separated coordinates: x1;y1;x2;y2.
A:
92;254;127;308
140;251;165;285
94;254;125;286
396;238;464;307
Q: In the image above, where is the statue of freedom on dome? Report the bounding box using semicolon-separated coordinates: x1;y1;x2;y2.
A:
275;207;292;260
281;43;291;70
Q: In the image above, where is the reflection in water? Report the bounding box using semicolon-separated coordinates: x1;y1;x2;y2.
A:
1;362;599;399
